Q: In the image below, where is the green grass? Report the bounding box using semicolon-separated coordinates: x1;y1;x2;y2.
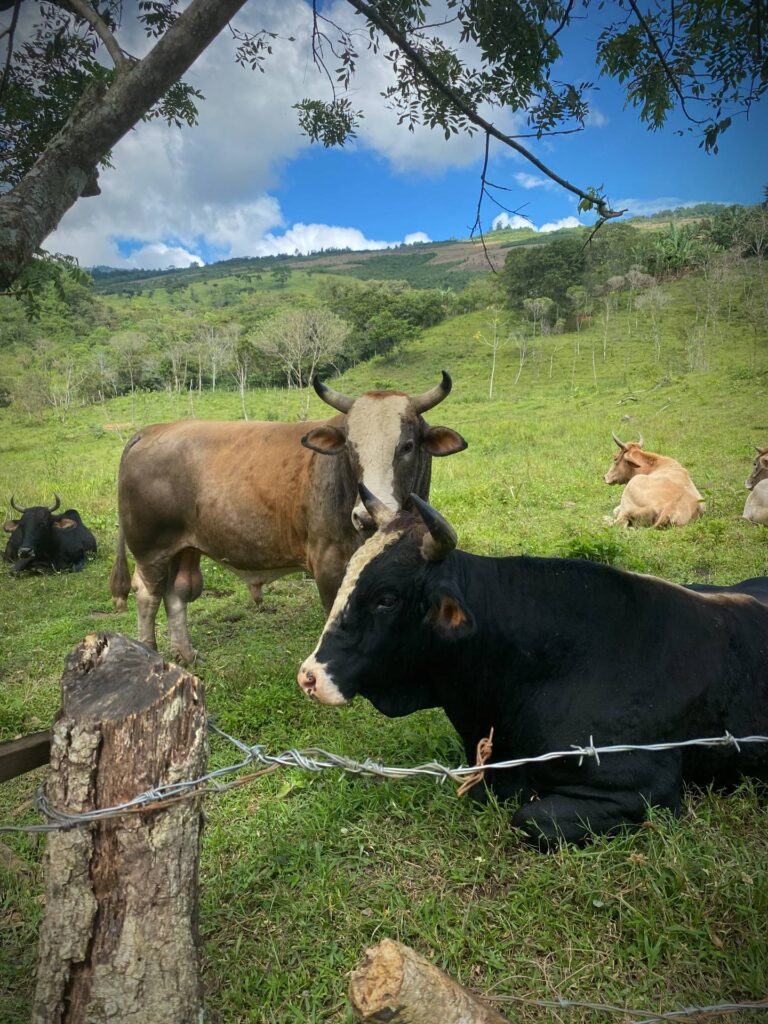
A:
1;266;768;1022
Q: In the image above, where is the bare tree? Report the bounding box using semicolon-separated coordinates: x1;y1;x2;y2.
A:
473;311;509;399
223;324;253;420
634;285;671;362
254;308;350;417
110;329;150;421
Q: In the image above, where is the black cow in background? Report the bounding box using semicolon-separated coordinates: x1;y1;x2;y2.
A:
298;488;768;849
4;496;97;575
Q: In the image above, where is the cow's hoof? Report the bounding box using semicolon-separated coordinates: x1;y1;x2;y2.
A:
171;647;202;668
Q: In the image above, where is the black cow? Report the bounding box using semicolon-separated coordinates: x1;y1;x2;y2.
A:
4;495;97;575
298;489;768;848
685;576;768;606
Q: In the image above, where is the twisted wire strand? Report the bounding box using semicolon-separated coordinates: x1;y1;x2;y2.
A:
1;726;766;835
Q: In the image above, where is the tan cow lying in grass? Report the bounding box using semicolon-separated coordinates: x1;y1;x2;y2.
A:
744;446;768;526
604;434;705;527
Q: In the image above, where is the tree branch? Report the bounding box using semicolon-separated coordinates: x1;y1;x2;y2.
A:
0;0;250;289
0;0;22;105
625;0;703;124
57;0;129;70
344;0;625;222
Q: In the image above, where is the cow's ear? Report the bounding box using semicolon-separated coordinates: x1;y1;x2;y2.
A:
301;426;347;455
3;519;19;533
426;585;475;640
624;453;642;467
421;426;468;457
53;517;76;530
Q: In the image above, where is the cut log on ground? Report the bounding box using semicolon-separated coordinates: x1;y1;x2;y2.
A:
32;633;207;1024
349;938;513;1024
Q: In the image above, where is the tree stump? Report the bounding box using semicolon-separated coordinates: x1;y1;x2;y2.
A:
349;939;514;1024
32;633;207;1024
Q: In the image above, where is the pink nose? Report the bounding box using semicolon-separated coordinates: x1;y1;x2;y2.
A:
298;667;316;696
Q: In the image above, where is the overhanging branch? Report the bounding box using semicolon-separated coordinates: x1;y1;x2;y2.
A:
344;0;626;222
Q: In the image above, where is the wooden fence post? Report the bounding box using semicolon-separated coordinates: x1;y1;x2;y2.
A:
349;939;514;1024
32;633;207;1024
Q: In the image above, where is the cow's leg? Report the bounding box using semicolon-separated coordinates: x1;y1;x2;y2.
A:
132;564;166;651
511;752;682;849
311;543;350;614
164;549;203;665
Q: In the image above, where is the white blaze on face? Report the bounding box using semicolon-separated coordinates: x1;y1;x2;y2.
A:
298;527;404;705
346;395;411;518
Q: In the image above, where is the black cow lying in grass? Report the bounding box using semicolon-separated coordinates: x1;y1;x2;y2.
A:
298;488;768;848
3;495;96;575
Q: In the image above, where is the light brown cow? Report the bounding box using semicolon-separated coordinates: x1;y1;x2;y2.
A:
603;434;704;527
109;373;467;664
744;446;768;526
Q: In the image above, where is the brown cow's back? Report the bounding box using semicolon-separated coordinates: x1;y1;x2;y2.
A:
119;419;327;571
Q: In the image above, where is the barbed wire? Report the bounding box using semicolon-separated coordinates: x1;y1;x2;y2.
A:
1;725;767;835
488;992;768;1022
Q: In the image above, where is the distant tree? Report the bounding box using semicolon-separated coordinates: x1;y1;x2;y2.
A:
634;284;671;361
270;266;292;289
473;310;509;399
522;296;555;337
565;285;593;345
109;329;150;399
739;204;768;260
254;307;349;415
223;324;253;420
502;236;586;312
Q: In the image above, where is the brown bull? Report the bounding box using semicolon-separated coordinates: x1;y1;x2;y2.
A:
744;445;768;526
109;372;467;663
603;434;704;527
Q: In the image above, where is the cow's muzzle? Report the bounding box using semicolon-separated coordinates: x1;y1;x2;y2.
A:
297;659;349;705
298;666;318;698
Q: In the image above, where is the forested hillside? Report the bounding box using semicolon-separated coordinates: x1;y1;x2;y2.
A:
0;202;765;423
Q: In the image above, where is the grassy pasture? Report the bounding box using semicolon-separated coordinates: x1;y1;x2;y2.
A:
1;268;767;1023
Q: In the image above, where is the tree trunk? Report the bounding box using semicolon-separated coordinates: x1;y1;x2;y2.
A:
0;0;249;289
32;633;207;1024
348;939;513;1024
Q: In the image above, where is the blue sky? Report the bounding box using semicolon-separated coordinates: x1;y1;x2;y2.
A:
39;0;768;270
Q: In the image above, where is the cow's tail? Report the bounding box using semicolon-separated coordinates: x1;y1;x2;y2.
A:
109;521;131;612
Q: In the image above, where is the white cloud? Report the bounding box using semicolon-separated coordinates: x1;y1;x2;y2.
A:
124;243;203;270
539;216;583;232
490;213;534;230
585;107;608;128
514;172;556;191
253;223;391;256
404;232;432;244
491;212;583;232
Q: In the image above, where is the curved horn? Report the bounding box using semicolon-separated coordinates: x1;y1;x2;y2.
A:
358;484;396;528
412;371;452;414
48;493;61;513
410;493;457;562
756;445;765;454
636;435;645;448
612;433;626;450
10;495;25;514
313;376;354;414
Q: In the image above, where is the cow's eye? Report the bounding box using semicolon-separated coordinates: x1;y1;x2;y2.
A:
374;594;399;612
400;440;415;454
